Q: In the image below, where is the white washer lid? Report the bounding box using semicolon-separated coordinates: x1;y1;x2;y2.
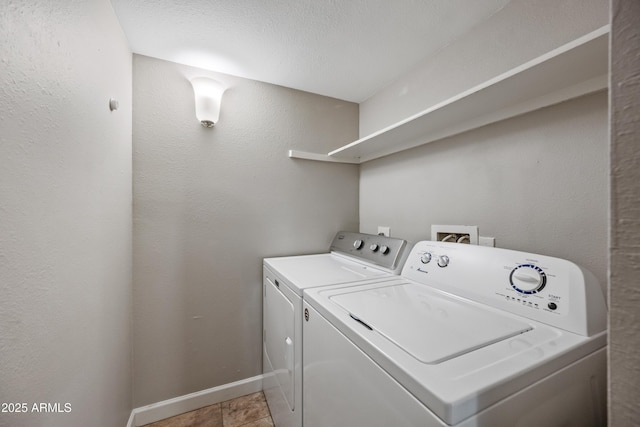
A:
330;282;532;364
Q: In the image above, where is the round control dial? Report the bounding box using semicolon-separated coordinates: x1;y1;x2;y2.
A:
510;264;547;294
437;255;450;267
380;245;390;255
420;253;432;264
370;243;379;252
353;239;364;250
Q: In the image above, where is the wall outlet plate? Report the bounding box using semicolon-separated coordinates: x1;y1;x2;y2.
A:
479;236;496;247
377;226;390;237
431;225;479;244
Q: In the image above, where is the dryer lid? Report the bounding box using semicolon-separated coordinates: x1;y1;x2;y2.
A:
264;253;389;294
330;282;532;364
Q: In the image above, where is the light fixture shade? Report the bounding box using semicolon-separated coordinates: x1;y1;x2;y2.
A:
190;77;225;127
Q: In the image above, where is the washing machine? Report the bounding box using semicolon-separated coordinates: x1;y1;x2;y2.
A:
303;240;608;426
262;231;409;427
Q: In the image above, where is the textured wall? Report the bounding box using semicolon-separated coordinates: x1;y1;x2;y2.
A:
0;1;132;427
360;93;608;286
132;55;359;406
609;0;640;423
358;0;609;289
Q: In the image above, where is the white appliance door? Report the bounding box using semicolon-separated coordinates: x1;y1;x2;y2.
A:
264;276;295;409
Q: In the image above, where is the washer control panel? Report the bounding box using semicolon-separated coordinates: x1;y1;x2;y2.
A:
420;251;451;268
402;241;606;336
330;231;408;272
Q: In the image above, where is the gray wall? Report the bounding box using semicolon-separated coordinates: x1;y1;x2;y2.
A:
0;1;133;426
610;0;640;423
358;0;609;289
360;93;608;286
132;54;359;406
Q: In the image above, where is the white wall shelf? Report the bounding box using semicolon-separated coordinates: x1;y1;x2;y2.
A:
289;26;609;165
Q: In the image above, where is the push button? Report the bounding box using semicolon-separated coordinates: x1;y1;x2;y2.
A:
548;302;558;310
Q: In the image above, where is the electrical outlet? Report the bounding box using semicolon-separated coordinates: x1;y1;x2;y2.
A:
479;236;496;247
377;226;390;237
431;225;478;244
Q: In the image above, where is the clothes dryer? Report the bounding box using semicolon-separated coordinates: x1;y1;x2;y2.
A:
262;231;409;427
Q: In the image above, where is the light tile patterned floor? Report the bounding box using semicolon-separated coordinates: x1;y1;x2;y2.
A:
142;392;274;427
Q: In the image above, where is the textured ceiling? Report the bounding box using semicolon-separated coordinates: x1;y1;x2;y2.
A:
110;0;511;102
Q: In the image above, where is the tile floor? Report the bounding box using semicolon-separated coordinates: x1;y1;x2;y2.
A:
141;392;274;427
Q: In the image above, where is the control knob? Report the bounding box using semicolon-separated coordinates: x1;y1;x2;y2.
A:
370;243;379;252
510;264;546;294
353;239;364;250
420;253;432;264
380;245;390;255
437;255;450;267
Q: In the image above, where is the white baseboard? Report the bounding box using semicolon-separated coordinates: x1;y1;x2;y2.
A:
126;410;136;427
129;374;264;426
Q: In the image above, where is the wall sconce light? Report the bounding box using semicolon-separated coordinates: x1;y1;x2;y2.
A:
190;77;225;127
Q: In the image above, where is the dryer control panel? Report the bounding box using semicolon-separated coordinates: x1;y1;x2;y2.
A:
330;231;409;273
402;241;607;337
